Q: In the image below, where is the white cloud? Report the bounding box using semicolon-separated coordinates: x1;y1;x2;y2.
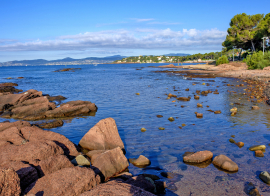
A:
130;18;155;22
0;28;227;52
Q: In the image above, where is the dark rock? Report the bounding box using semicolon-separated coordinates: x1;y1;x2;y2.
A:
244;182;260;196
79;118;125;152
33;119;64;129
54;68;82;72
177;97;190;101
125;175;156;194
156;115;163;118
0;168;21;196
24;167;100;196
259;171;270;184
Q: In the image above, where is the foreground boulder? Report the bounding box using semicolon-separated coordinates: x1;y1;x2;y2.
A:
0;168;21;196
0;89;97;121
91;147;129;181
0;161;38;190
24;167;100;196
183;151;213;163
79;118;125;152
80;180;155;196
212;155;238;172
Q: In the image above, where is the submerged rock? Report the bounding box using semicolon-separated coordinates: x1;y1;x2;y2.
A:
212;155;238;172
235;142;244;148
168;117;174;121
259;171;270;184
158;127;165;130
251;106;260;110
249;145;266;151
255;150;264;157
33;119;64;129
141;128;147;132
183;150;213;163
244;182;260;196
129;155;151;167
177;97;190;101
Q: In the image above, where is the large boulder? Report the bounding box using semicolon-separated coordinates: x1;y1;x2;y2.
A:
91;147;129;181
24;167;100;196
0;124;79;159
79;118;125;152
212;155;238;172
80;180;155;196
0;140;64;165
0;168;21;196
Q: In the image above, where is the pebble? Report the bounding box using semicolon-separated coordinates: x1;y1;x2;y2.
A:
214;110;221;114
168;117;175;121
249;145;266;151
259;171;270;184
235;142;244;148
141;128;147;132
183;150;213;163
196;113;203;118
197;103;202;107
251;106;260;110
229;138;235;143
136;93;140;95
255;150;264;157
158;127;165;130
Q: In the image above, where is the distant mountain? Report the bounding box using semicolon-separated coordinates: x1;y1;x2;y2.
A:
163;53;190;56
0;55;126;66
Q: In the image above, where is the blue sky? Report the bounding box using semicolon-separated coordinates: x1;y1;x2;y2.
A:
0;0;269;62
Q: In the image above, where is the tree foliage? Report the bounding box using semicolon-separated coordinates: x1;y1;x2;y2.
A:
222;13;264;52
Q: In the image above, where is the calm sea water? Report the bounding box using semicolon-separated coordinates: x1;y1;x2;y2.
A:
1;63;270;195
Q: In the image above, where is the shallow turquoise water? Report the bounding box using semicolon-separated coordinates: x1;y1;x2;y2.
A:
1;63;270;195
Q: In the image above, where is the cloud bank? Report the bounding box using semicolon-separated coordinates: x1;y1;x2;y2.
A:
0;28;227;52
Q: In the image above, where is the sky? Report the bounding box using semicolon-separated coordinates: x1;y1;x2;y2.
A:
0;0;269;62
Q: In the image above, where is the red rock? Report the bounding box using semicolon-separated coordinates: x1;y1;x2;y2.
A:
24;167;100;196
37;154;74;177
79;118;125;152
20;126;79;159
86;150;107;162
196;113;203;117
0;140;64;165
235;142;244;148
0;161;38;190
212;155;238;172
177;97;191;101
255;150;264;157
0;168;21;196
92;147;129;181
33;119;64;128
0;120;31;132
183;150;213;163
80;180;155;196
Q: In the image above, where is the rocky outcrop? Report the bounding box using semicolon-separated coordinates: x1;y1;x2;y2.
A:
79;118;125;152
0;82;22;93
33;119;64;128
91;147;129;181
54;68;82;72
0;89;97;121
24;167;100;196
80;180;156;196
0;168;21;196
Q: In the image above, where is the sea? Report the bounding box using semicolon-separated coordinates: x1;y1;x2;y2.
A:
1;63;270;195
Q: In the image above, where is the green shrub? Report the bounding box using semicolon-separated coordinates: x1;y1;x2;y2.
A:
216;55;229;66
245;51;270;69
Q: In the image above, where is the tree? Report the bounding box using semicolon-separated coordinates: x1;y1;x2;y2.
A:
222;13;264;54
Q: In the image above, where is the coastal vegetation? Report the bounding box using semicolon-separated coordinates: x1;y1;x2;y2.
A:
115;13;270;70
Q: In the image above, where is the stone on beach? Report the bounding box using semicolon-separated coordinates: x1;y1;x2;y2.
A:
141;128;147;132
197;103;203;107
183;150;213;163
212;155;238;172
214;110;221;114
91;147;129;181
129;155;151;167
194;95;200;99
177;97;190;101
79;118;125;152
168;117;175;121
168;93;177;97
